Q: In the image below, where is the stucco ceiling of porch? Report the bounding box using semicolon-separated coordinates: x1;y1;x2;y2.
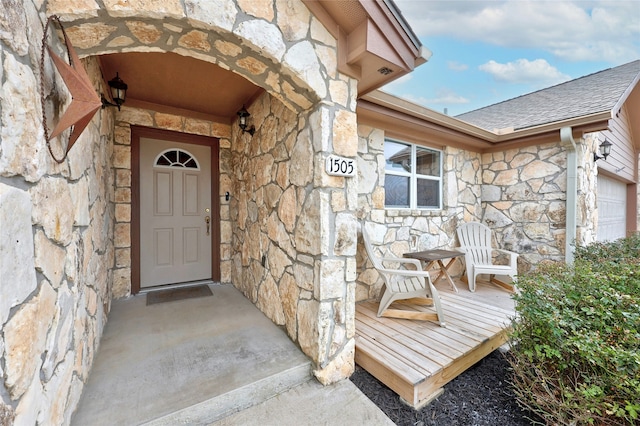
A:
99;52;264;124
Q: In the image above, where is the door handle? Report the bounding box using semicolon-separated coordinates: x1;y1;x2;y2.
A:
205;216;210;236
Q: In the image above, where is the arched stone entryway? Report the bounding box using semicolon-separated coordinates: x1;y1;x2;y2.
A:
51;0;326;111
47;0;359;384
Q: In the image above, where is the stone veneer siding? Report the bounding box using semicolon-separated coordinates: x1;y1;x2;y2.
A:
482;134;598;272
355;125;601;298
481;143;569;271
228;91;360;384
2;0;360;423
1;7;115;420
53;0;360;384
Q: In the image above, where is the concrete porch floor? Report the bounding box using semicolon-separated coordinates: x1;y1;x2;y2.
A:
71;284;393;425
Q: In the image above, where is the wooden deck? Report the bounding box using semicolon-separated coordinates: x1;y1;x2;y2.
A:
355;280;516;409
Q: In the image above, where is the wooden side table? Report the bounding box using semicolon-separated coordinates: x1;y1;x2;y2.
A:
403;249;464;293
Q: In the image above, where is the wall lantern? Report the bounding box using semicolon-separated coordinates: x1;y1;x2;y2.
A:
101;72;128;110
594;139;612;162
237;105;256;136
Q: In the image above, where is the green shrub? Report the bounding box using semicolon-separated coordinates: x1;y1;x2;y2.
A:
508;234;640;425
574;233;640;264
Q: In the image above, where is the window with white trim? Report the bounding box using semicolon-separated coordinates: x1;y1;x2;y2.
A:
384;139;442;209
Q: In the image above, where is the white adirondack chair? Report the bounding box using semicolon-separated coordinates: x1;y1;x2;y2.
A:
362;226;445;326
456;222;518;292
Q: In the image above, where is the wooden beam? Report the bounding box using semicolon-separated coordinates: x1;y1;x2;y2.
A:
392;297;434;306
490;277;517;293
381;309;439;322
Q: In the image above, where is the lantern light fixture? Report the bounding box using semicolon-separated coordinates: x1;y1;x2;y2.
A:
101;72;128;110
237;105;255;136
594;139;612;162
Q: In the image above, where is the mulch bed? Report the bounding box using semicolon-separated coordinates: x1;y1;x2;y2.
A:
350;350;541;425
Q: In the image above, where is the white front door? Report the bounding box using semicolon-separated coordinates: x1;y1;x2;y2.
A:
140;137;212;288
597;175;627;242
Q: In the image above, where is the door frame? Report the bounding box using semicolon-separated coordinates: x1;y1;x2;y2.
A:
131;126;220;294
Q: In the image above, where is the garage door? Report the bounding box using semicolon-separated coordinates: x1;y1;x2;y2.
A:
597;175;627;242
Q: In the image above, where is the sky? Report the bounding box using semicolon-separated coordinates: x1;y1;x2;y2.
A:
384;0;640;116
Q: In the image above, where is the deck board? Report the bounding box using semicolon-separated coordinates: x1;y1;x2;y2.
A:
355;280;516;408
356;320;449;373
357;306;462;366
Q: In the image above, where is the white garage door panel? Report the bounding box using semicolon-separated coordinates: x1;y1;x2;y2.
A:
597;175;626;242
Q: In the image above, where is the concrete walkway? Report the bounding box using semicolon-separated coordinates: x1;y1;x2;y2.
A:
72;284;392;425
212;379;394;426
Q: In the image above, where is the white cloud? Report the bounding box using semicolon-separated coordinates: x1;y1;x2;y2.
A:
479;59;571;86
448;61;468;71
394;0;640;63
402;90;470;107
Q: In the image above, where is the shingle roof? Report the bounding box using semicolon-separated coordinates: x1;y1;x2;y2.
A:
456;60;640;132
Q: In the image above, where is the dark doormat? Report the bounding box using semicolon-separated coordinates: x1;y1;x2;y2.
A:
146;285;213;306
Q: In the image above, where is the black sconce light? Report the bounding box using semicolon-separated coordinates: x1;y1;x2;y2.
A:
593;139;612;162
237;105;255;136
101;72;128;111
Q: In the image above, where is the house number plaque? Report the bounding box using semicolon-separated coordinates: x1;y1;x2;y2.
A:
325;155;356;177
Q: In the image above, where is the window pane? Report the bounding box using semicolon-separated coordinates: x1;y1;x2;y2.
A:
385;140;411;173
417;178;440;208
179;150;191;164
165;150;178;164
385;175;410;207
156;155;171;166
416;147;440;177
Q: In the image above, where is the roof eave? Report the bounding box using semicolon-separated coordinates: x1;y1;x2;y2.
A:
302;0;428;96
357;96;496;151
612;69;640;114
361;90;497;140
359;90;614;152
623;84;640;149
494;111;613;143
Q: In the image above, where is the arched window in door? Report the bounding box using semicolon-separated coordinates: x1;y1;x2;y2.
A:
153;148;200;170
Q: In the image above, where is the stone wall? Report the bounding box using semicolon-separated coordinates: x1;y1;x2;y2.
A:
482;136;598;272
481;143;568;272
354;125;607;297
355;125;482;301
44;0;361;385
47;0;333;114
1;1;114;422
579;133;599;245
228;94;302;342
228;88;359;384
1;0;361;423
